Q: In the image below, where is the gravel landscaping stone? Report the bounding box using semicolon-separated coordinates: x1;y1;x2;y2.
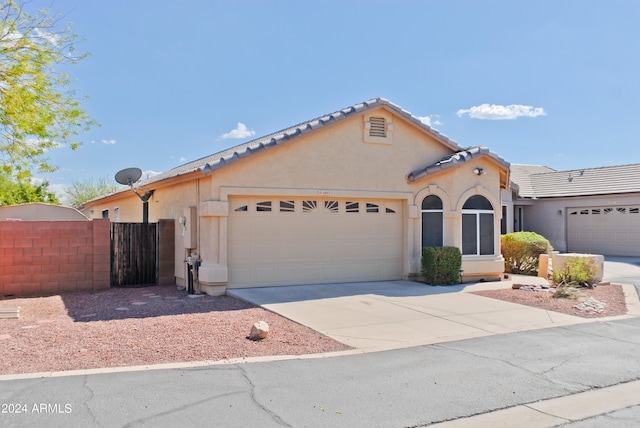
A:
472;283;627;318
0;285;351;375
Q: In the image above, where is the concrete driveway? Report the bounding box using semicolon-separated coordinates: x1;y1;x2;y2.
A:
602;256;640;289
229;260;640;351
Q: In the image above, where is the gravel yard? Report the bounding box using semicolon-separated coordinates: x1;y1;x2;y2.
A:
0;285;351;376
472;283;628;318
0;282;630;376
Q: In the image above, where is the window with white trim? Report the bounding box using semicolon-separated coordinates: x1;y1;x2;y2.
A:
324;200;339;213
256;201;272;212
280;200;295;212
462;195;494;256
302;200;318;213
366;203;379;213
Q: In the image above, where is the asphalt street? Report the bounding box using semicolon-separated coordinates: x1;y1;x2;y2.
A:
2;315;640;427
2;258;640;427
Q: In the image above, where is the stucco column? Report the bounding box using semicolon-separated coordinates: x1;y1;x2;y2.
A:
443;212;459;248
197;201;229;296
407;204;420;276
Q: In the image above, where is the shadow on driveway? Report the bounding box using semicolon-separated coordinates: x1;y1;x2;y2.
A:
229;280;478;306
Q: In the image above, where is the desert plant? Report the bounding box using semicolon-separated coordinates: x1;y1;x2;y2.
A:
552;285;583;300
552;256;597;288
421;246;462;285
501;232;551;276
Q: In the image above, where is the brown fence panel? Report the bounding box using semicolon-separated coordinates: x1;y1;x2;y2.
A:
111;223;157;286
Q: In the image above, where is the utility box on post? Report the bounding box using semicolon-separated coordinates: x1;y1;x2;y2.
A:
182;206;197;249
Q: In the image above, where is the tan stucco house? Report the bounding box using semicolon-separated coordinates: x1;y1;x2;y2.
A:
0;202;89;221
81;98;510;294
505;163;640;257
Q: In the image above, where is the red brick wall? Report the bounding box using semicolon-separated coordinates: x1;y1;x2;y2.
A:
0;219;110;296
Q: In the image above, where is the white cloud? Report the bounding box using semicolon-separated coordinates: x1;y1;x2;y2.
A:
34;28;61;47
27;178;66;201
457;104;546;120
101;139;117;145
416;115;442;127
24;138;63;151
221;122;256;139
0;29;22;49
143;170;162;179
48;183;69;203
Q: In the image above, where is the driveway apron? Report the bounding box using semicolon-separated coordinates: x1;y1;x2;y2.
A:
230;259;640;351
229;277;593;351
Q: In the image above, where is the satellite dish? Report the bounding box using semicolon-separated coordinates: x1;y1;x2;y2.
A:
114;167;154;223
115;167;143;186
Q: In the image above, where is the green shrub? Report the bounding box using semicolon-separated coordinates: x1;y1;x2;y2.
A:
552;256;597;288
421;246;462;285
501;232;551;276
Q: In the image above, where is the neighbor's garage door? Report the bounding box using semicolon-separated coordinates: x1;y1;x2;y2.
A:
567;206;640;256
228;196;403;288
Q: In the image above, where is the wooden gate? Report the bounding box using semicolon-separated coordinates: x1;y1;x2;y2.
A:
111;223;158;286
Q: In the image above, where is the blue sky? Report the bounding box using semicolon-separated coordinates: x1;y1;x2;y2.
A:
29;0;639;200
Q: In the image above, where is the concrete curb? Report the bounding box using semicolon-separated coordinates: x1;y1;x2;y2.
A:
430;379;640;427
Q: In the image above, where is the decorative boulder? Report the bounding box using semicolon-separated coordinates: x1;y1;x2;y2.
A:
249;321;269;341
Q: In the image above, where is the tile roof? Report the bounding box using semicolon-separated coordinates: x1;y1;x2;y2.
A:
509;164;556;197
511;163;640;198
406;146;510;182
140;97;462;186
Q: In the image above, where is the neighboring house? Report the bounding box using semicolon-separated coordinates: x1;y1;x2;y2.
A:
81;97;510;294
0;202;89;221
506;163;640;257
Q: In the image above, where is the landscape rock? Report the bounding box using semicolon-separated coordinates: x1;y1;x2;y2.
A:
249;320;270;340
574;297;606;313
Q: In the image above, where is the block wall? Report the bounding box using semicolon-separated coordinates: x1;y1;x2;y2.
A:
0;219;110;296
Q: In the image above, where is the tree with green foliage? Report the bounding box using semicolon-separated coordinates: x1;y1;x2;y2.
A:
0;172;59;205
64;176;115;207
0;1;97;182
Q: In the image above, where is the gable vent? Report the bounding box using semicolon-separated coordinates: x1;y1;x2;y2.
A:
369;117;387;138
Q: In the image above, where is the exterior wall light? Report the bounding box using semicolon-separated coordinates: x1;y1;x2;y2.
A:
473;167;486;176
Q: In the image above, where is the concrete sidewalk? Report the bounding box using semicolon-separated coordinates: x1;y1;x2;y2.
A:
431;378;640;427
229;273;640;352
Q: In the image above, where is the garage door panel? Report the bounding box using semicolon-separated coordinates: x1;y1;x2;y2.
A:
568;206;640;256
228;196;403;287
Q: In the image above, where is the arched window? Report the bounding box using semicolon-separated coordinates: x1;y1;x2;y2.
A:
462;195;494;255
421;195;443;248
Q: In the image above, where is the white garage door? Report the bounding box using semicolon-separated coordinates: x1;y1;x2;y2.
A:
567;206;640;256
228;196;404;288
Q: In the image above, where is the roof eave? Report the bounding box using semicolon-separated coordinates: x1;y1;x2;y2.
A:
407;146;510;184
